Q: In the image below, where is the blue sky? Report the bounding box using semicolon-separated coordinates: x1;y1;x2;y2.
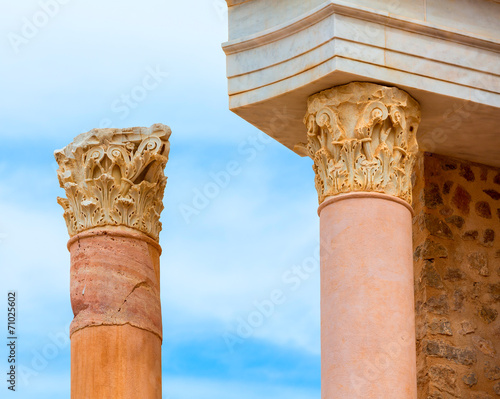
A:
0;1;320;398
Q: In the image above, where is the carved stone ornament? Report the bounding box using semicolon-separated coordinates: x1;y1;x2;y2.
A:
55;124;171;241
296;82;421;204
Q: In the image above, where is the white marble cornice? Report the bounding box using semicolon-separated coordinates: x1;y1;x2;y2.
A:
223;0;500;55
222;0;500;168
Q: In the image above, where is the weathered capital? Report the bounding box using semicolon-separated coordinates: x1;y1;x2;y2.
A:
55;124;171;241
296;82;421;205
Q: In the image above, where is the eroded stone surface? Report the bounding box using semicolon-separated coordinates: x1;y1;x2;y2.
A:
68;228;162;339
415;239;449;260
425;214;453;240
422;340;476;365
428;319;453;336
55;124;171;241
413;153;500;398
428;365;459;396
425;295;450;315
463;372;478;387
479;306;498;324
484;363;500;381
472;336;496;357
297;82;420;204
468;252;490;277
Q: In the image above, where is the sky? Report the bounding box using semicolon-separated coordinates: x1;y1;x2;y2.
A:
0;1;320;398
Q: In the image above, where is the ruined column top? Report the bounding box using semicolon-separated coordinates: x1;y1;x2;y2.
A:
55;124;171;241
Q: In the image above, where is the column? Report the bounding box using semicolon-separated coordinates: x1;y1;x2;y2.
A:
296;83;421;398
55;124;171;399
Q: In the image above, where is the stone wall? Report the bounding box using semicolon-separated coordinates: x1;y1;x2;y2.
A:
413;152;500;398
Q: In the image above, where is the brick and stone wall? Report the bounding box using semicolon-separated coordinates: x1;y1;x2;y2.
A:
413;152;500;398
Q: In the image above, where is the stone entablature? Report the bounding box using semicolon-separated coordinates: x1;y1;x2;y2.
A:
223;0;500;169
297;82;420;204
55;124;171;241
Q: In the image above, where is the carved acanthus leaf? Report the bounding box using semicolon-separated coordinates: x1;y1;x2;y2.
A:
297;82;421;204
55;124;171;241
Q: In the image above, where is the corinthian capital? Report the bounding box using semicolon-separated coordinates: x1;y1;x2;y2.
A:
296;82;421;204
55;124;171;241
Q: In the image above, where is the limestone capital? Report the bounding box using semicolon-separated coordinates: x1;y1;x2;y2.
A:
55;124;171;241
296;82;421;205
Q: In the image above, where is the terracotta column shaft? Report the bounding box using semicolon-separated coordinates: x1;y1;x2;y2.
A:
55;124;171;399
297;83;421;398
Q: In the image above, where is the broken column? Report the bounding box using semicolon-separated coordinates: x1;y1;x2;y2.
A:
55;124;171;399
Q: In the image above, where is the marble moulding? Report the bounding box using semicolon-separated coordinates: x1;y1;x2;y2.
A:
55;124;171;241
296;82;421;204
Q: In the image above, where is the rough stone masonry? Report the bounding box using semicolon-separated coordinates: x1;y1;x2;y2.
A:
413;152;500;398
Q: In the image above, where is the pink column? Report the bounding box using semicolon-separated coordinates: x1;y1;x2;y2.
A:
319;193;416;398
296;82;421;398
55;124;171;399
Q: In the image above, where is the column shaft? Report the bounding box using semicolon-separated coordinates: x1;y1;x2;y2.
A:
71;325;161;398
68;229;162;399
320;194;416;398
